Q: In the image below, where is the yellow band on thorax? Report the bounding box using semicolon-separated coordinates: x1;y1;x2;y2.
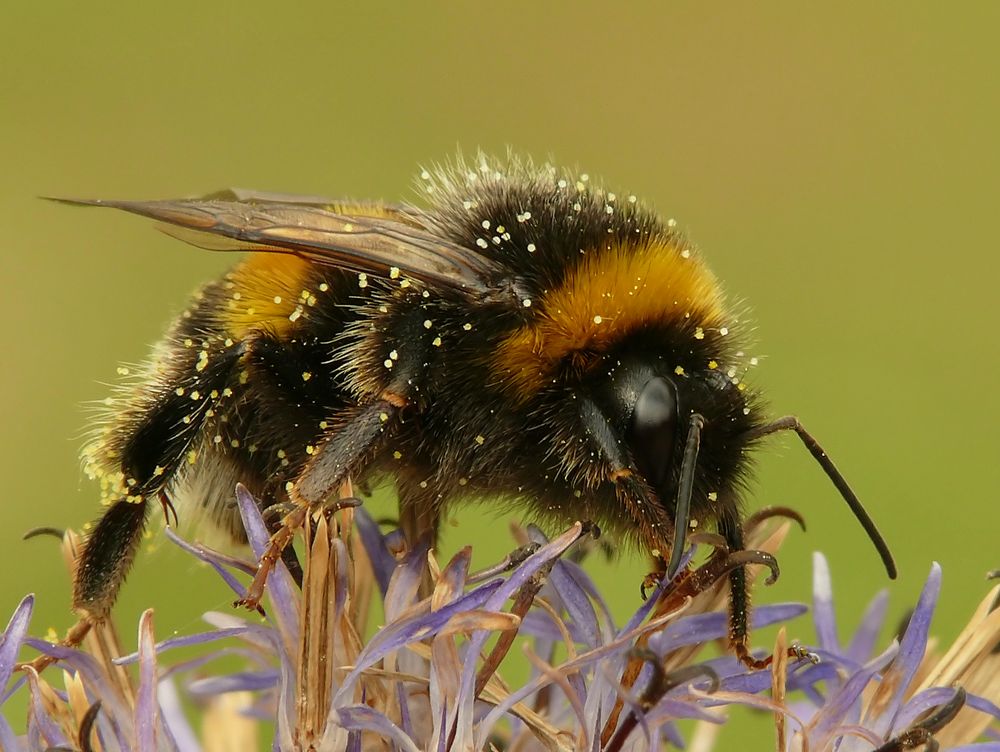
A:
493;240;726;400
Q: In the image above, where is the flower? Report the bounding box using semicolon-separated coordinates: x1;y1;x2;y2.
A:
1;489;998;751
0;531;185;751
712;552;1000;751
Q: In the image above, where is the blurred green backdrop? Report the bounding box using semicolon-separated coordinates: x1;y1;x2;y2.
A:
2;3;998;747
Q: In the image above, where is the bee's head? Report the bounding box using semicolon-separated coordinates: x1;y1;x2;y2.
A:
575;351;896;581
580;354;759;567
611;359;756;493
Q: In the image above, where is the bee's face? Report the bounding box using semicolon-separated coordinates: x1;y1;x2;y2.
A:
593;356;757;523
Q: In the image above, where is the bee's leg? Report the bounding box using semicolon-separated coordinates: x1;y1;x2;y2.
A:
16;344;251;674
27;500;150;669
715;511;753;666
719;512;816;670
73;338;249;607
235;396;406;611
18;499;149;673
21;493;174;666
73;499;151;620
235;309;429;611
601;538;776;746
261;500;305;588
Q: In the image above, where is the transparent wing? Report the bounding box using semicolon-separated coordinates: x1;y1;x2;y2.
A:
199;188;413;221
52;194;504;296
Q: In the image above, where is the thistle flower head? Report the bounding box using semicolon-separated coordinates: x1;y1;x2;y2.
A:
713;552;1000;752
2;490;999;751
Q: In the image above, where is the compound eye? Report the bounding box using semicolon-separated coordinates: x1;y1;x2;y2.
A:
626;376;678;488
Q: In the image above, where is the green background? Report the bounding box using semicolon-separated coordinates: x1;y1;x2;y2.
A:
2;3;998;747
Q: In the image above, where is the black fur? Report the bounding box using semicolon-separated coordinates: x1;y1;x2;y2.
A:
74;499;149;615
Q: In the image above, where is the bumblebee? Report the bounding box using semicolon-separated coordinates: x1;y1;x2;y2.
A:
60;155;895;665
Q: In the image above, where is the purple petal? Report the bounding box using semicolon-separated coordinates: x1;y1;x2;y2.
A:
549;559;601;648
337;705;420;752
333;578;503;706
616;546;697;637
798;683;828;710
579;679;607;748
649;603;806;655
827;722;883;750
785;660;843;695
383;537;430;622
0;595;33;694
353;507;397;595
182;615;291;744
808;640;898;745
235;483;271;555
965;693;1000;723
893;685;960;731
154;691;190;752
647;612;727;654
695;652;816;702
896;686;1000;732
24;638;134;743
436;546;472;602
796;647;866;674
948;745;1000;752
519;610;589;643
165;526;252;595
0;714;20;752
202;612;281;652
754;602;809;629
436;704;448;752
482;666;584;749
0;674;26;706
526;525;615;639
115;626;255;664
332;538;351;621
235;485;300;650
845;589;890;664
396;682;413;740
661;721;686;749
565;670;590;731
166;644;276;678
479;610;695;745
484;524;583;612
188;670;279;696
158;676;200;752
698;654;750;679
707;668;777;698
26;670;71;748
606;678;653;747
645;696;727;724
135;609;159;752
457;524;584;723
272;647;297;752
862;562;941;739
557;558;616;637
812;552;840;652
